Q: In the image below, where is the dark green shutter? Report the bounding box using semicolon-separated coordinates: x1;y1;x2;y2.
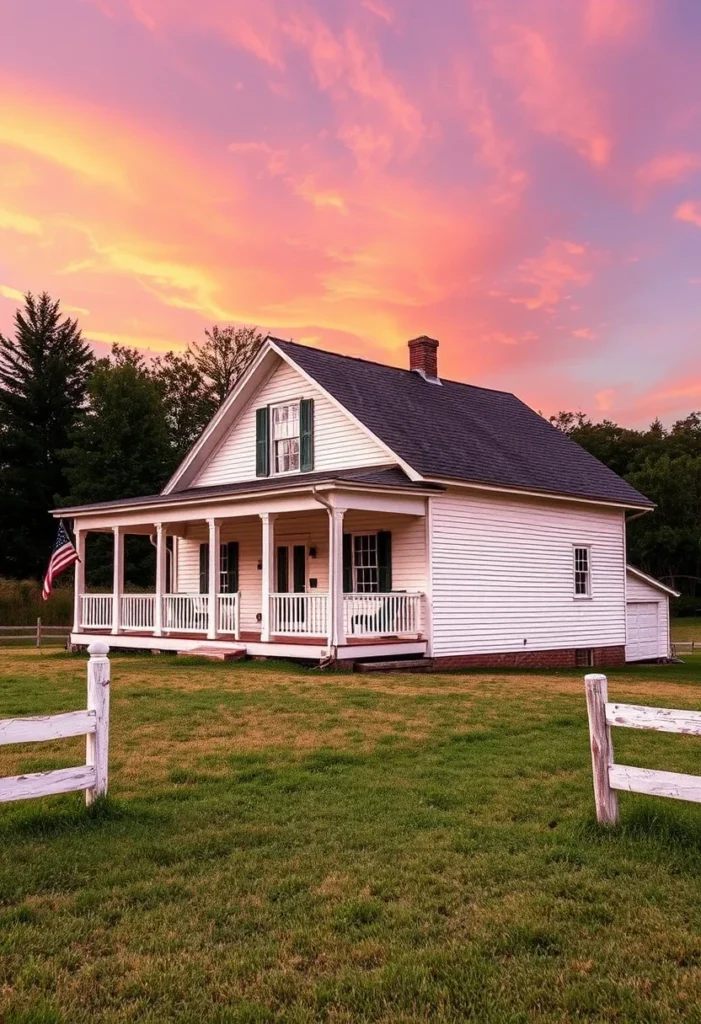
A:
343;533;353;593
378;531;392;592
256;406;270;477
300;398;314;472
221;541;239;593
199;543;209;594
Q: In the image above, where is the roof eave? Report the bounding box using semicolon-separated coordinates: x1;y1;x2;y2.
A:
420;474;655;512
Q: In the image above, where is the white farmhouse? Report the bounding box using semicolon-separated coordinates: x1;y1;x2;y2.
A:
55;335;669;668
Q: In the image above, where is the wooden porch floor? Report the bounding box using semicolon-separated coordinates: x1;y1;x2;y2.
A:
79;628;421;647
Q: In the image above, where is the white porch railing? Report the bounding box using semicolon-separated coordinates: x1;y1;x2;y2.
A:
343;592;423;638
270;593;329;636
121;595;155;631
80;595;113;630
217;593;240;636
162;594;210;633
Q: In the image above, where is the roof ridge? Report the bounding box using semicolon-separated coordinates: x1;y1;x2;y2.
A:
268;336;515;399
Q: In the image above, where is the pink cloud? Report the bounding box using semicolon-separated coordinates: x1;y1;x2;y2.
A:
508;240;596;312
485;14;612;166
584;0;648;43
636;152;701;197
675;201;701;228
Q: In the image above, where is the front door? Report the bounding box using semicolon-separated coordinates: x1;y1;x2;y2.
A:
276;545;306;628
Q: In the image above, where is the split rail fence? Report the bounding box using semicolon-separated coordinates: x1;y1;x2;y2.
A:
0;642;110;805
0;618;71;647
585;672;701;824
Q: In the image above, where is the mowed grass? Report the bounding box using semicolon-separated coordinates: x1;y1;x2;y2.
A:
3;653;701;1022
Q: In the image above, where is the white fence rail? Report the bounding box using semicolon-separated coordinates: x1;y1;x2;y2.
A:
80;594;113;630
270;593;329;636
162;594;209;633
585;672;701;824
121;595;155;631
343;592;423;637
0;643;110;805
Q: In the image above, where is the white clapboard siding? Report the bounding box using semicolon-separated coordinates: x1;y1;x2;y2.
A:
606;703;701;734
431;491;626;656
625;569;671;661
175;510;427;634
608;764;701;803
0;765;97;803
193;359;389;487
0;710;95;746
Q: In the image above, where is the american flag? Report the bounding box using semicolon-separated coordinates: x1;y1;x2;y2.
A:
42;520;79;601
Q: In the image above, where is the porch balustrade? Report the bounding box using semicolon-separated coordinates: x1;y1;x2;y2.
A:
80;595;113;630
79;591;423;643
121;595;155;631
343;592;423;638
270;593;329;637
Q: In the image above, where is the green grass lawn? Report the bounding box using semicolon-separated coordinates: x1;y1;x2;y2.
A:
3;651;701;1023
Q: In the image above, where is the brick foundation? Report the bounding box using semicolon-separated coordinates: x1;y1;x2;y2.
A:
431;645;626;670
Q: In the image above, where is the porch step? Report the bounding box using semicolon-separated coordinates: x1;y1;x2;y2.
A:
177;646;246;662
354;657;435;673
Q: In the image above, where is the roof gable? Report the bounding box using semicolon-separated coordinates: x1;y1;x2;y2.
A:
273;339;653;509
164;343;392;493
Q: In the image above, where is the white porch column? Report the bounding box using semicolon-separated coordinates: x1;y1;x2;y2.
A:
111;526;124;635
260;512;276;642
154;523;166;637
328;508;346;647
73;528;86;634
207;518;221;640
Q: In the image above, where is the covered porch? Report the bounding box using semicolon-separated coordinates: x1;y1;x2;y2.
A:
68;481;430;663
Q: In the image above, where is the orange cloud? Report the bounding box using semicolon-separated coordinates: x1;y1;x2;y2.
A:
675;201;701;228
572;327;597;339
0;208;42;235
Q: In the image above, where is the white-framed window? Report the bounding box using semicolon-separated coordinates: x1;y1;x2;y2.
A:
271;402;300;474
353;534;379;592
574;546;591;597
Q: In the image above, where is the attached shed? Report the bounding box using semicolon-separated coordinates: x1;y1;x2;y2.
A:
625;566;679;662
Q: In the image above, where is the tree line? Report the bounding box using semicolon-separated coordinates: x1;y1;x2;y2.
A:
1;292;700;611
0;292;262;586
550;411;701;612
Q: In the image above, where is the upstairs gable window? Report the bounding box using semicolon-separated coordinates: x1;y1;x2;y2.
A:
272;402;300;474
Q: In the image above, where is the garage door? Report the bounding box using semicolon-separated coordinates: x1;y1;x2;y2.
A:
626;601;660;661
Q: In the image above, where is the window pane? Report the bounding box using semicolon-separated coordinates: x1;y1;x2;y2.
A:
353;535;379;592
275;437;300;473
574;548;590;595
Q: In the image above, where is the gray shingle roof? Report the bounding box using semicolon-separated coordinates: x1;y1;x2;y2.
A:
56;465;432;516
273;339;653;509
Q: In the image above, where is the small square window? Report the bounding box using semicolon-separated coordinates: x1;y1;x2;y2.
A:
574;546;591;597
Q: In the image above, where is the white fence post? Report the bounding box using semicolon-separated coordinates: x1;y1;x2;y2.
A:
584;673;619;825
85;642;110;806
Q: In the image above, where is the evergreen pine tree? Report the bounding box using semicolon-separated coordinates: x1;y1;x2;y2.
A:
0;292;93;577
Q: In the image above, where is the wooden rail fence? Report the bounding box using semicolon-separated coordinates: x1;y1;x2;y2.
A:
0;618;71;647
585;672;701;825
0;642;110;805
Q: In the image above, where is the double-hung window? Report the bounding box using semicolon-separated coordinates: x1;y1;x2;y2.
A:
353;534;379;592
271;402;300;474
574;546;591;597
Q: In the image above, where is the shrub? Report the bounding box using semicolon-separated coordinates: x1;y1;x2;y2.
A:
0;577;73;626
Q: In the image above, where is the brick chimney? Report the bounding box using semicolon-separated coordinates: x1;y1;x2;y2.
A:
408;335;439;379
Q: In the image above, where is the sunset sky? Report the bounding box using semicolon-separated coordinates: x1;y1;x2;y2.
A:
1;0;700;425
